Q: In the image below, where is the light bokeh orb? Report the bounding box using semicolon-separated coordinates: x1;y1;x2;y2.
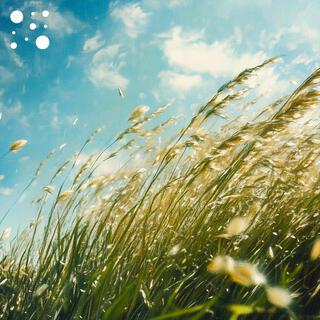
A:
36;35;50;50
30;23;37;30
10;42;17;49
42;10;49;17
10;10;24;24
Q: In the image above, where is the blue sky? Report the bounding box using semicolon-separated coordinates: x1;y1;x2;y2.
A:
0;0;319;231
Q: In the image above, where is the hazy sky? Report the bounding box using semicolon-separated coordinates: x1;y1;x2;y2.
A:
0;0;319;230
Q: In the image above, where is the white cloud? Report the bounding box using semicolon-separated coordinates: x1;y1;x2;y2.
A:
0;98;32;127
292;55;314;66
144;0;190;8
66;115;79;127
247;66;290;100
232;26;243;45
76;149;146;179
258;25;320;73
158;71;203;97
90;68;128;90
110;3;150;38
0;187;13;196
21;1;83;37
83;32;105;52
0;100;22;120
39;102;61;129
260;24;320;54
258;4;320;60
0;66;14;83
0;32;24;68
168;0;189;8
139;92;146;99
88;44;129;89
76;152;122;177
19;156;30;162
92;45;121;64
37;7;82;36
161;26;266;78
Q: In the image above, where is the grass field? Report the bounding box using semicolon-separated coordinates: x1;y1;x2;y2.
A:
0;58;320;319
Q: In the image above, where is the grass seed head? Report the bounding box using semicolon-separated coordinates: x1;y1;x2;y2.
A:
43;185;55;194
226;216;249;236
129;105;150;122
310;237;320;260
207;256;235;274
33;284;48;297
266;287;292;308
9;139;28;153
57;190;73;202
229;262;266;287
0;228;12;241
168;244;180;256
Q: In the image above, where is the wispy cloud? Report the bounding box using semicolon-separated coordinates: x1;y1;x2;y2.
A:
144;0;190;8
0;65;14;83
83;31;105;52
0;32;24;68
260;24;320;53
160;26;266;78
88;44;129;90
0;97;32;127
21;1;83;37
38;102;80;130
39;102;60;129
291;55;314;66
0;99;23;121
257;4;320;69
168;0;190;8
0;187;13;196
246;65;290;100
110;2;150;38
76;152;123;177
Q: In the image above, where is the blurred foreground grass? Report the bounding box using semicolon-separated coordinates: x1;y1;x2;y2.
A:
0;58;320;319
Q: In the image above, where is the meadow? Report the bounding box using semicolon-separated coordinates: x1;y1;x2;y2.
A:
0;58;320;319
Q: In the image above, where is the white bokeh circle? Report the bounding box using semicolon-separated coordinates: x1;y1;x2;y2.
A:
10;10;24;24
29;23;37;30
44;24;48;29
42;10;49;17
36;35;50;50
10;42;17;49
25;37;29;41
12;31;16;35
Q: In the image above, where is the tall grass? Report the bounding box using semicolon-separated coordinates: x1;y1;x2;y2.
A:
1;58;320;319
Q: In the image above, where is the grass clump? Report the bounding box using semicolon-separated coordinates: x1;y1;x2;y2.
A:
0;58;320;319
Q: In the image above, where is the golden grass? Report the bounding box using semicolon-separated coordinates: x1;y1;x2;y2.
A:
0;58;319;319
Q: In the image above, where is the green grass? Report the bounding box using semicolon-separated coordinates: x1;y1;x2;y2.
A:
0;58;320;319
